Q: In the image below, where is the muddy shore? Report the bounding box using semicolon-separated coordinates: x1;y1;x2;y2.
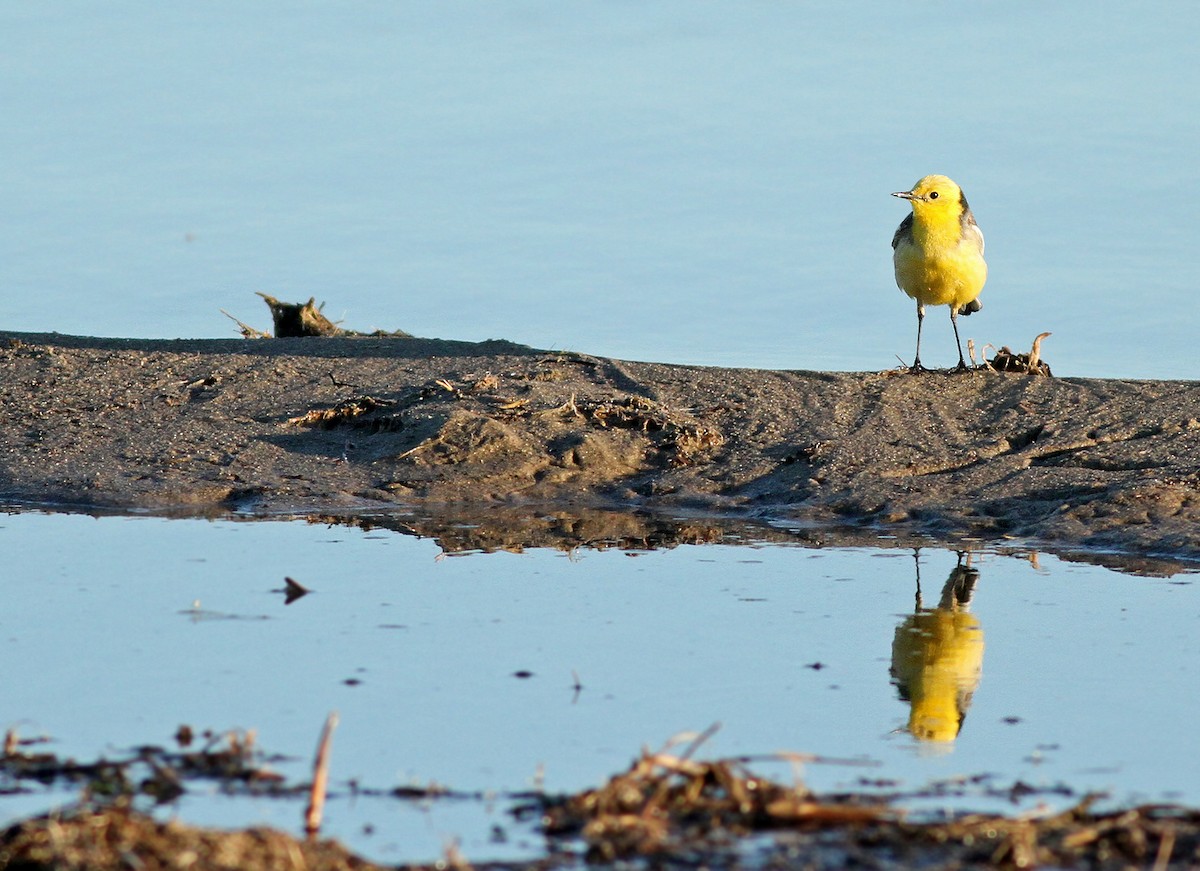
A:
2;330;1199;571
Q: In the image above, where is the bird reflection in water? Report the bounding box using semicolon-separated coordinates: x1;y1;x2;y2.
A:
890;551;985;745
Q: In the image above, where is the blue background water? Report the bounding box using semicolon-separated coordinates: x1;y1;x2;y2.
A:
3;5;1200;862
3;3;1197;376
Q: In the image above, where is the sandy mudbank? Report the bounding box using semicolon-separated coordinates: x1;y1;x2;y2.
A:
2;330;1199;567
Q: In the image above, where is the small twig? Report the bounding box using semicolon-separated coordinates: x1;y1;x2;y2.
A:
327;371;364;390
305;712;339;837
396;435;442;460
1153;824;1176;871
676;721;722;765
1028;331;1052;371
220;310;270;339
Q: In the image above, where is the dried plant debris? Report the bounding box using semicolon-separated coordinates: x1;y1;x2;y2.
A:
287;375;496;431
1;724;493;810
525;733;1200;869
257;294;343;337
287;395;397;428
4;724;1200;868
0;803;379;871
0;726;289;804
223;294;414;338
532;739;892;863
985;332;1053;376
897;333;1054;377
221;309;273;339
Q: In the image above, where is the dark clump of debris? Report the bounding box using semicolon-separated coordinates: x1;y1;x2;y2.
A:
258;294;343;337
223;294;414;338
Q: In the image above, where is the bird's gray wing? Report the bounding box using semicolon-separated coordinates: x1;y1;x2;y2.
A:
961;208;985;256
891;212;913;251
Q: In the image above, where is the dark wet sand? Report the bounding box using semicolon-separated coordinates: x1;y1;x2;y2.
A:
3;330;1199;571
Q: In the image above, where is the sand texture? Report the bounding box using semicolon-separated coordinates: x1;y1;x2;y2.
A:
2;331;1198;568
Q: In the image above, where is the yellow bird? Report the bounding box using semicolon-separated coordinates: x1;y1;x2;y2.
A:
891;175;987;371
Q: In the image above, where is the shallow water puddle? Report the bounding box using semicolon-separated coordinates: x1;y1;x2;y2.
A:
0;510;1197;863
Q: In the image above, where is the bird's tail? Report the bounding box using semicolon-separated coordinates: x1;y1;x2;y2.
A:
957;299;982;317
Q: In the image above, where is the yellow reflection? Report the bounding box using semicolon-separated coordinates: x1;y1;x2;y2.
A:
890;552;985;744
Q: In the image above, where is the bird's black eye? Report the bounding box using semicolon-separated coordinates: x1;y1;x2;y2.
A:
929;191;939;199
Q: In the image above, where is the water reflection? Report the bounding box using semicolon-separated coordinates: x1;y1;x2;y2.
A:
890;552;985;745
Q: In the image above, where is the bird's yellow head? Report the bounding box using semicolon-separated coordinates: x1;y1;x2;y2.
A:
892;174;965;219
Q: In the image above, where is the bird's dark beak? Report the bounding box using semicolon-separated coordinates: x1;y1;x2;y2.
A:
892;190;917;201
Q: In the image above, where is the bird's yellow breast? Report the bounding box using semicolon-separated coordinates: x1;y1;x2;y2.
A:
893;203;987;309
894;237;988;309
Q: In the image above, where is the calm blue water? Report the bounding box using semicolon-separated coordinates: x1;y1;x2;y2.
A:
1;512;1197;862
2;4;1198;376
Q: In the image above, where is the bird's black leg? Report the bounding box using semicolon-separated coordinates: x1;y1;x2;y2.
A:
950;308;969;371
910;303;927;372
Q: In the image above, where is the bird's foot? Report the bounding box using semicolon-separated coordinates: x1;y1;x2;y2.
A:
908;359;928;374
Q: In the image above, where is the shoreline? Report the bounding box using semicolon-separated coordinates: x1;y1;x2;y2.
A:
3;330;1199;572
